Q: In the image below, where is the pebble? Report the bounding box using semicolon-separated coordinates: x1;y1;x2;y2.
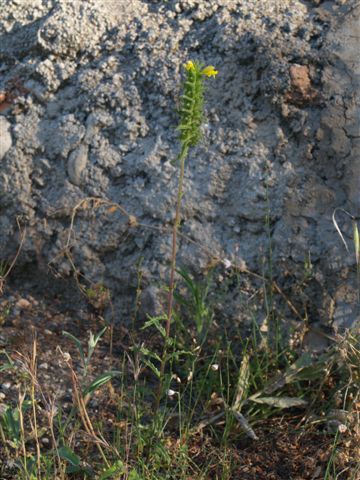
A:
67;144;88;185
15;298;31;309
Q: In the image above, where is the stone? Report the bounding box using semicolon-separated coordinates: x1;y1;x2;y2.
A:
67;144;88;186
0;117;12;161
15;298;31;309
0;0;358;331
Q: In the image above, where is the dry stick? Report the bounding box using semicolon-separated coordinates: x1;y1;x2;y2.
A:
18;390;28;477
0;217;26;294
47;397;62;479
155;144;188;412
67;360;111;468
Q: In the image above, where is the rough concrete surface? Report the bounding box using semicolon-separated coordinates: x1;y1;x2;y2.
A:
0;0;359;329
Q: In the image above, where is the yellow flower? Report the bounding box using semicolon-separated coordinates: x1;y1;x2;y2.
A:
184;60;195;71
201;65;218;77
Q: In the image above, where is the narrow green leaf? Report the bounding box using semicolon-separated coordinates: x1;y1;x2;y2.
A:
143;359;160;378
62;331;84;363
140;346;162;362
89;326;107;350
264;352;313;393
83;371;121;396
58;445;81;466
250;396;307;409
231;409;258;440
0;362;14;373
0;351;14;373
129;469;142;480
142;316;167;338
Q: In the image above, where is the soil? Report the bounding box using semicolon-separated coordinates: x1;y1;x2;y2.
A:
0;285;359;479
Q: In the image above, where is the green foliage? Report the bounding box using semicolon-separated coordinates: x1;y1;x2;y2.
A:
178;60;205;148
177;60;218;149
58;445;93;475
82;370;121;397
63;326;107;375
175;268;214;337
0;401;31;449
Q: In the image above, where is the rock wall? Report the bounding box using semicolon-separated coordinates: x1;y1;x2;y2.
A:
0;0;359;329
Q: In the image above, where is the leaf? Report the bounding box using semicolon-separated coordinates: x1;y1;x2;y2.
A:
62;331;85;364
0;351;14;373
83;371;121;396
177;268;197;296
89;327;107;350
231;409;258;440
139;346;162;363
142;316;167;338
129;469;143;480
232;353;250;411
193;411;225;433
0;362;14;373
58;445;81;467
264;352;313;393
87;327;107;362
332;207;355;253
143;359;160;378
99;460;126;479
249;396;307;409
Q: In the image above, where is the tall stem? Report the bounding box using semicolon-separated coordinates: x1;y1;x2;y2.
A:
155;144;188;411
166;144;188;335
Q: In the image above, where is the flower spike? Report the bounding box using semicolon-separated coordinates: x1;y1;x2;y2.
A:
178;59;218;148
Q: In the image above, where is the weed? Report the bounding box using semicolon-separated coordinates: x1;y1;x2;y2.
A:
154;60;218;412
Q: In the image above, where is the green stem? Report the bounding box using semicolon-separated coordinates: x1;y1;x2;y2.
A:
155;144;189;412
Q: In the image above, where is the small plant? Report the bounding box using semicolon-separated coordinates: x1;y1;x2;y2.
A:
63;327;107;377
175;268;214;337
155;60;218;410
303;250;313;282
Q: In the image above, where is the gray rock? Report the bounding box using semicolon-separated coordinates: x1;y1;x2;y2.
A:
0;117;12;161
67;145;88;186
0;0;359;330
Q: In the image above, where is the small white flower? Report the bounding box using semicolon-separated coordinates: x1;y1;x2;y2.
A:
167;389;176;397
62;352;71;362
223;258;232;269
211;364;219;371
338;424;347;433
187;370;194;381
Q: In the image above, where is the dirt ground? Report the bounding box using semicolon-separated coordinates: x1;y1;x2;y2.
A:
1;285;359;479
